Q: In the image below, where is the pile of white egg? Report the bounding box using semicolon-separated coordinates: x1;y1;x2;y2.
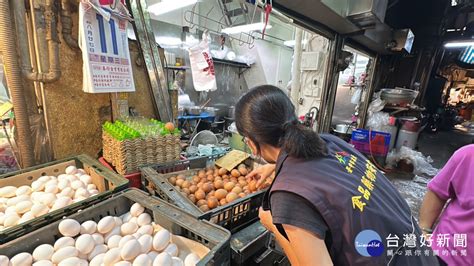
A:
0;165;99;231
0;203;201;266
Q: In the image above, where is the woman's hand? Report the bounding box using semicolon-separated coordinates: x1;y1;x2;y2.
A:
246;163;275;189
259;207;274;231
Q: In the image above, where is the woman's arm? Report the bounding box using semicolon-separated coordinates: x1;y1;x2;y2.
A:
419;189;448;232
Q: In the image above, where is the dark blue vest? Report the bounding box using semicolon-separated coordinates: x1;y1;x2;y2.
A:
262;134;426;265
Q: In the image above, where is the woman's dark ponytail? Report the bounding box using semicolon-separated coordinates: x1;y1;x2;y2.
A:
235;85;327;160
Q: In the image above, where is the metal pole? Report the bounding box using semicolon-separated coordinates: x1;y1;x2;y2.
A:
290;28;303;113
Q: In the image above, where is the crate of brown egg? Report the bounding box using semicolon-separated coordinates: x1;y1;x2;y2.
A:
141;159;272;233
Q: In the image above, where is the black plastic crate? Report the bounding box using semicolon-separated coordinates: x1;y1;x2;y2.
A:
0;189;231;266
0;154;129;244
141;155;266;233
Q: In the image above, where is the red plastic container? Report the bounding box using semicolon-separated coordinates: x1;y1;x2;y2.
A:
99;157;141;188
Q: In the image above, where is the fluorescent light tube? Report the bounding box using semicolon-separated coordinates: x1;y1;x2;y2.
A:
148;0;198;16
283;39;308;47
444;41;474;48
155;37;182;46
222;23;271;35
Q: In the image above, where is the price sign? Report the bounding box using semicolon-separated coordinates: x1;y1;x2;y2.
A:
79;2;135;93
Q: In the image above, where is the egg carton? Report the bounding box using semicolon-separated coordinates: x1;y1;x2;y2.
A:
0;189;231;266
141;155;266;233
0;154;129;244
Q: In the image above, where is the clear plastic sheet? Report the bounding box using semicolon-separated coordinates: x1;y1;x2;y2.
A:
386;146;439;176
30;114;53;164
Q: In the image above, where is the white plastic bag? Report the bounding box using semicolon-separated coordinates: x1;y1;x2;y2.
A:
188;33;217;92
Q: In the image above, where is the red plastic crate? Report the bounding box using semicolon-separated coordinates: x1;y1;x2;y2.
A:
99;157;141;188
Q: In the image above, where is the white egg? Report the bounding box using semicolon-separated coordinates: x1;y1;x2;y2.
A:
107;234;122;249
118;235;135;249
58;257;80;266
30;192;45;202
51;246;78;264
115;262;132;266
137;213;152;226
0;212;5;224
16;185;32;196
92;232;105;245
58;219;81;237
137;225;153;236
0;255;9;266
89;253;105;266
10;252;32;266
38;193;56;207
0;186;17;198
33;244;54;261
0;203;5;212
132;232;142;239
44;179;58;188
138;234;153;253
51;197;72;211
77;169;86;175
4;213;20;227
103;247;121;266
87;184;97;190
172;257;184;266
75;234;95;254
147;251;158;262
31;203;49;217
44;184;58;194
65;165;78;175
97;216;116;234
59;187;74;198
120;239;141;261
54;236;75;250
88;244;108;260
184;253;200;266
114;217;123;226
57;179;70;191
129;217;138;225
71;180;85;190
74;188;89;199
7;195;30;206
5;206;17;215
164;243;178;257
79;175;92;185
121;222;138;236
15;200;33;214
57;174;68;182
31;181;45;192
130;203;144;217
120;212;132;222
133;254;152;266
152;229;171;251
18;211;35;224
37;175;51;183
104;226;121;242
65;174;77;183
153;252;172;266
80;220;97;234
33;260;53;266
78;252;88;260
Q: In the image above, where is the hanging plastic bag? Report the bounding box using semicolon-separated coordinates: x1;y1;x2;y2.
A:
188;32;217;92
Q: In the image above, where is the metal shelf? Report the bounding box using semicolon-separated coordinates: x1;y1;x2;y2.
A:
164;65;189;71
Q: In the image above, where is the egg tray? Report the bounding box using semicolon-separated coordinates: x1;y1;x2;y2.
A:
141;155;266;233
0;154;129;244
0;189;231;266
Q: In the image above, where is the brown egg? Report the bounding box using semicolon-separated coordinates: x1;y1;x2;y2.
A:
208;190;215;197
214;169;220;175
198;169;206;175
214;176;222;181
188;194;197;204
222;174;230;180
182;188;190;195
197;199;207;207
193;175;200;183
202;183;213;193
206;170;213;176
244;189;251;194
238;166;248;176
175;179;184;187
231;169;241;178
177;174;186;180
230;177;238;184
199;205;210;212
223;179;230;183
181;180;191;189
219;199;227;206
226;192;238;203
218;168;228;176
232;186;242;194
239;192;246;198
215;189;228;200
238;176;246;181
224;182;235;192
168;176;177;185
195;190;206;200
198;172;206;179
238;180;247;187
248;180;257;192
207;175;215;182
243;185;249;191
213;180;224;189
197;181;205;188
188;185;198;194
207;197;219;209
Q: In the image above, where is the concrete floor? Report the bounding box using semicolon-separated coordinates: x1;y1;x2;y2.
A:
387;130;473;219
